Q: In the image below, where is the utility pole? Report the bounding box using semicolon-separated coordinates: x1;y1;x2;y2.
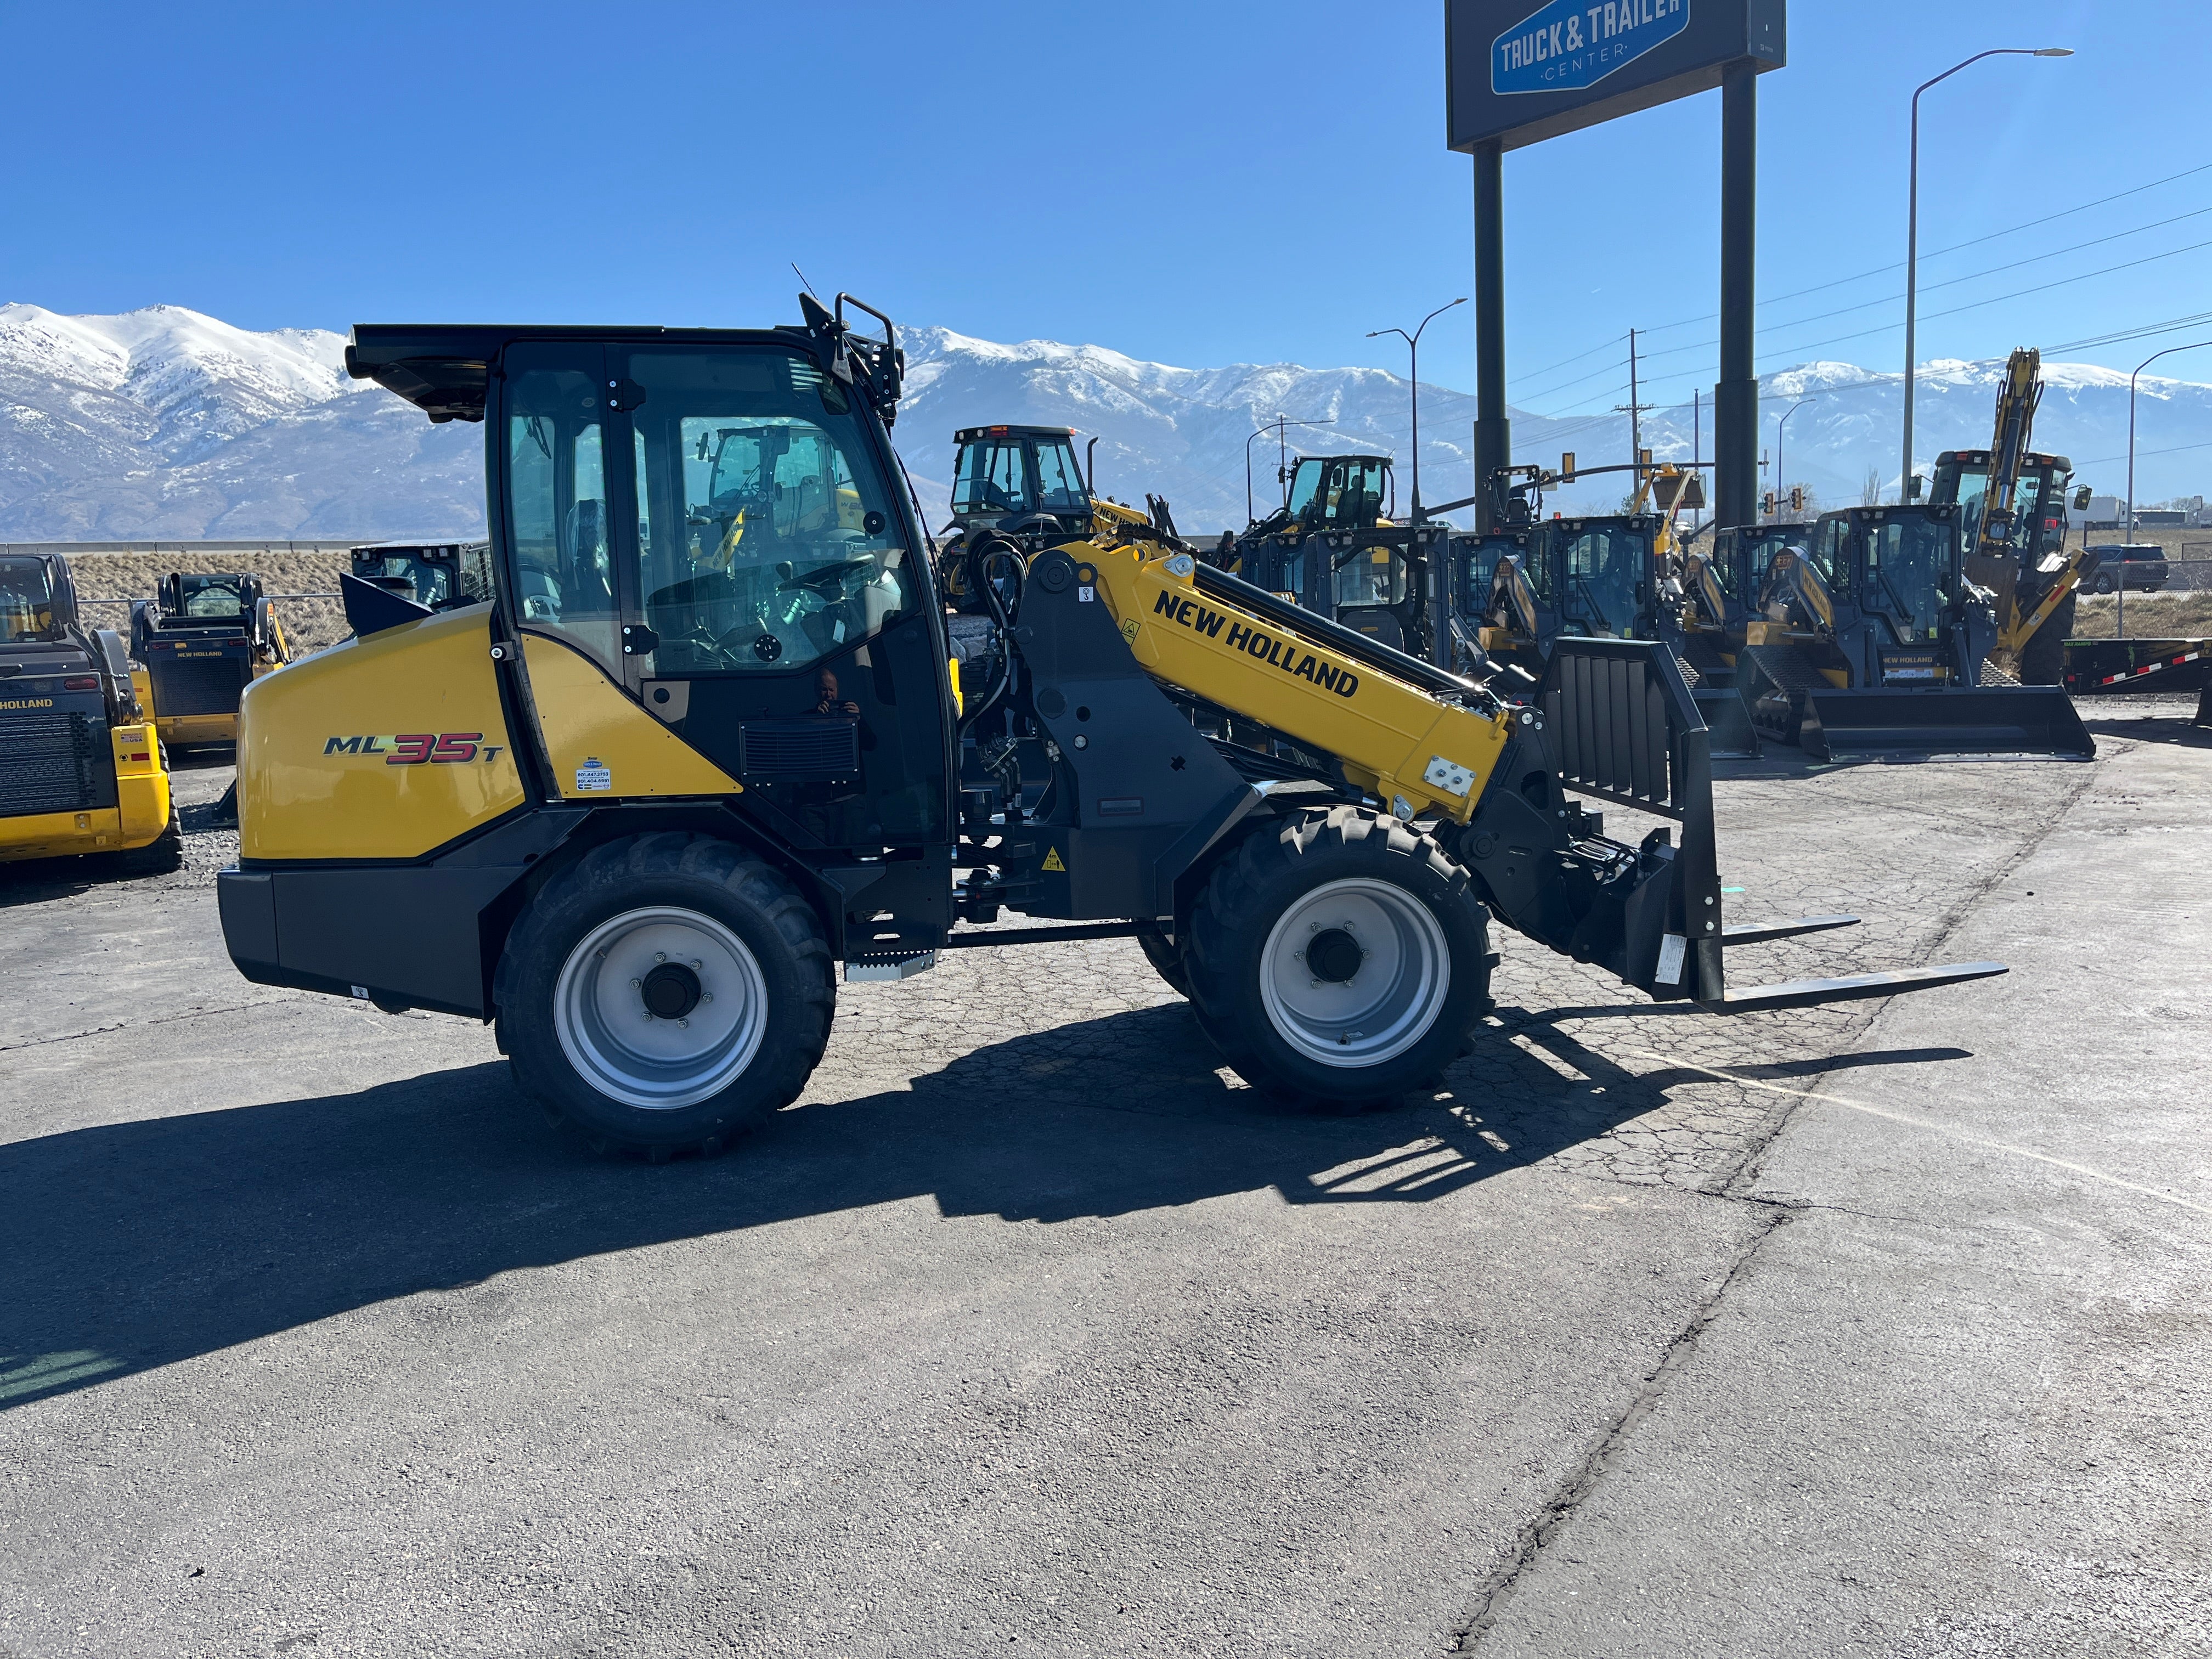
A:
1692;388;1702;537
1628;328;1642;476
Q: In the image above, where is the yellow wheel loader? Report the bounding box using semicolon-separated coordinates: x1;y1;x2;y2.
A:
1;552;180;872
216;297;2005;1157
130;571;291;749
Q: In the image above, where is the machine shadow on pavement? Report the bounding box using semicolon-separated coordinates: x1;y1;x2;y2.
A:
0;999;1972;1413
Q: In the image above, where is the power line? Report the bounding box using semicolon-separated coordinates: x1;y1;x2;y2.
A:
1630;159;2212;337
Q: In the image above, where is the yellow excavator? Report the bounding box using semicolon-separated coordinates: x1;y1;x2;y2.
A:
216;296;2004;1157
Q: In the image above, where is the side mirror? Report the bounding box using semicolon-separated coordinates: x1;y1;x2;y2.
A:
1905;475;1923;500
2073;486;2092;511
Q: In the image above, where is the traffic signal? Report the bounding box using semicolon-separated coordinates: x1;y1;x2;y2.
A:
1762;492;1777;516
1789;486;1805;512
1561;452;1577;482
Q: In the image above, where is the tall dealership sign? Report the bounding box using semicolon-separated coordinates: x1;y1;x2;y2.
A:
1443;1;1786;537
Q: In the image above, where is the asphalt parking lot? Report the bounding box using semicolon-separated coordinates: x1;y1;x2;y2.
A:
3;706;2209;1658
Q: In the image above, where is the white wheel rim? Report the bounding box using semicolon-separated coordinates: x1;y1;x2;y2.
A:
1258;877;1451;1069
552;906;769;1110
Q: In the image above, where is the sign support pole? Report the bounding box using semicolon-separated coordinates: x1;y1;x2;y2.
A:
1472;138;1510;535
1714;57;1758;530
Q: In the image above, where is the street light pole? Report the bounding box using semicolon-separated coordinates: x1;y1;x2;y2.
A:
1776;397;1814;518
1368;297;1468;526
2124;338;2212;640
1903;46;2071;503
1370;298;1468;669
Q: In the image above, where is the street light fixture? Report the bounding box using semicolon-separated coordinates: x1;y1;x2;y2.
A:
1367;297;1466;526
2123;337;2212;639
1901;47;2072;502
1370;298;1468;669
1775;396;1815;518
1245;416;1335;526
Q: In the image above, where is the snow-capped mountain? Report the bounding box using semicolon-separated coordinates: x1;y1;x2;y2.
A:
0;303;482;539
2;303;2207;540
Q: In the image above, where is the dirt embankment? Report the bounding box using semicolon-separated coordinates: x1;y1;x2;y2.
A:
2072;590;2212;640
66;551;353;651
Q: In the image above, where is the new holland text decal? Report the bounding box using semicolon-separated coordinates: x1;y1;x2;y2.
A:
1150;590;1359;699
1493;0;1688;95
323;732;504;764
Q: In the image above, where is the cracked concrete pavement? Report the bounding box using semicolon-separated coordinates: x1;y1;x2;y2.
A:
1;704;2207;1657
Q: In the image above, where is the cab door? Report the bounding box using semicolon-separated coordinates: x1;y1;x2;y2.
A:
497;339;955;856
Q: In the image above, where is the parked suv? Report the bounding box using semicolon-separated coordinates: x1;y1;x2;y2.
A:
2084;544;2168;594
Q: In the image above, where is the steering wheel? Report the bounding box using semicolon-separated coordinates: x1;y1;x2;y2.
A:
776;557;876;598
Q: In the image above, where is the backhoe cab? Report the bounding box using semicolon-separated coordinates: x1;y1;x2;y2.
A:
216;294;2006;1160
939;425;1130;614
0;552;179;870
130;571;290;749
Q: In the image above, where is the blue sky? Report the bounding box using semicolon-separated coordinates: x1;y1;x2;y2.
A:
5;0;2207;411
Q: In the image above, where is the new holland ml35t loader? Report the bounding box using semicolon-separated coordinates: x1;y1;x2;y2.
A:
217;296;2005;1158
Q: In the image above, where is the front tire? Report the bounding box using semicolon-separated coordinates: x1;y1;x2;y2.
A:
1184;807;1491;1110
500;833;833;1156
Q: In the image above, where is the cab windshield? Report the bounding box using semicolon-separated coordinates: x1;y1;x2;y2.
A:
1859;511;1954;642
1285;457;1391;530
357;555;455;608
952;441;1032;516
177;575;249;618
1939;460;2053;554
0;558;59;643
1561;524;1648;636
1333;546;1408;608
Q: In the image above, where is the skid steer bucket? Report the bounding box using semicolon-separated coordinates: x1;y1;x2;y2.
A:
1795;685;2094;761
1690;685;1761;758
1536;638;2005;1011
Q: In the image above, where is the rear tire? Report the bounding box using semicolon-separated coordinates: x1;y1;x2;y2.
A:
2093;574;2116;595
499;832;834;1157
1184;807;1491;1110
113;812;183;876
2017;590;2075;686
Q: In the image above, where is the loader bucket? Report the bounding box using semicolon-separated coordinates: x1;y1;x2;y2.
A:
1691;686;1760;758
1796;686;2094;761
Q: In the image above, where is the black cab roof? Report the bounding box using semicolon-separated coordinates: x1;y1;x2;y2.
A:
346;322;817;424
953;424;1075;444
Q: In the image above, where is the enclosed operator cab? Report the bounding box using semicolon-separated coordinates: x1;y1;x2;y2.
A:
938;425;1097;614
1481;515;1662;675
130;571;290;749
1236;454;1393;605
0;553;178;868
351;540;495;613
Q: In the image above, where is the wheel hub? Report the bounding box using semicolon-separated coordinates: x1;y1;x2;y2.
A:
640;961;702;1019
1306;927;1364;983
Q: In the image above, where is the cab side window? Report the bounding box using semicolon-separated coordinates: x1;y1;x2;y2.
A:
506;363;617;665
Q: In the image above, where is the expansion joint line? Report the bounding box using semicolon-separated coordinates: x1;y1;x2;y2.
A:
1449;1206;1792;1651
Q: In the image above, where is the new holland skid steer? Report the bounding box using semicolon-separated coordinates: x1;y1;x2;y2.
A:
1234;453;1451;656
217;297;2004;1157
131;571;292;749
1;552;180;871
1738;503;2094;760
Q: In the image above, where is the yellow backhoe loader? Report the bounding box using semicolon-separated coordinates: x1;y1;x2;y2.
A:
216;297;2004;1157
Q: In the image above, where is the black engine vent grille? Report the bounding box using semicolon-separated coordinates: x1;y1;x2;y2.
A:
152;652;251;716
0;708;109;816
737;718;861;784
